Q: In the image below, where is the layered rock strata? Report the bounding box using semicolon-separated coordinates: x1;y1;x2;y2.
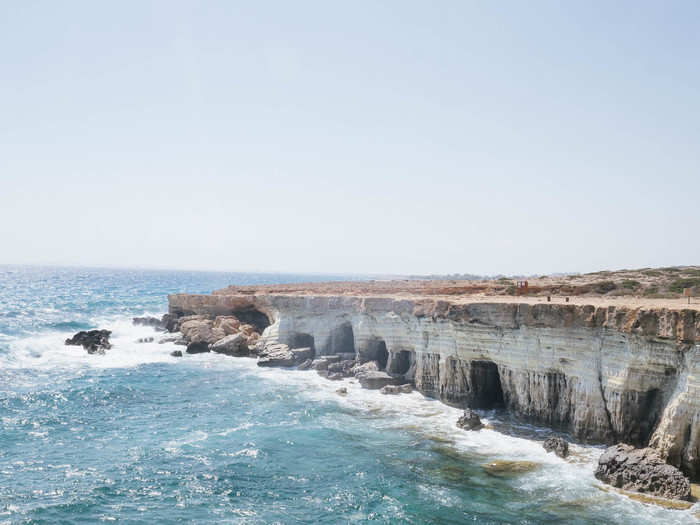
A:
168;292;700;480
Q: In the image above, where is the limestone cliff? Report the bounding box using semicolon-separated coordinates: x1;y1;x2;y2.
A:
168;292;699;480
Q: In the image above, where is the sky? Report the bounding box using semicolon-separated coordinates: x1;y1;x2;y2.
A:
1;1;698;276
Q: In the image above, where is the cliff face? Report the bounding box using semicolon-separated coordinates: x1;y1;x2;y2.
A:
168;293;699;480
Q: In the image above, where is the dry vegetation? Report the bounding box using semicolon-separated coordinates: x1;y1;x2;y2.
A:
215;266;700;301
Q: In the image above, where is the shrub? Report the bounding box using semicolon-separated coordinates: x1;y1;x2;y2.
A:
642;270;662;277
669;278;700;293
621;280;640;290
594;281;617;294
643;287;659;296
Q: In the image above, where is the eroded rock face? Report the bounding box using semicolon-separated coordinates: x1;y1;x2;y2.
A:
186;341;210;354
65;330;112;354
594;444;691;501
543;437;569;458
456;409;483;431
168;293;700;480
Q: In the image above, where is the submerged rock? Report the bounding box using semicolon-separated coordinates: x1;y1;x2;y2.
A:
136;336;154;344
170;350;183;357
380;384;413;395
543;437;569;458
357;371;402;390
594;444;691;501
210;333;248;356
456;409;483;431
65;330;112;354
336;387;348;396
483;460;539;477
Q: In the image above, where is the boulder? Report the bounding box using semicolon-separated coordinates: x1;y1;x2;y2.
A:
161;313;179;332
132;316;165;330
327;372;345;381
186;341;210;354
327;359;355;377
311;359;330;370
65;330;112;354
380;384;413;395
594;444;691;500
180;318;225;345
357;371;402;390
213;316;240;335
336;387;348;396
297;359;313;370
456;409;483;431
351;361;379;376
210;333;248;356
170;350;183;357
543;437;569;458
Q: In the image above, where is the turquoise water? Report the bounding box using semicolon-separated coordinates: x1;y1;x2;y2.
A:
0;266;696;524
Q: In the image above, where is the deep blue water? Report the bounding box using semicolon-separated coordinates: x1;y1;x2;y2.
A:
0;266;696;524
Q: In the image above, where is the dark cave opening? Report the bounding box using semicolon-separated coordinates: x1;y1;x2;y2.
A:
469;360;504;409
388;350;412;376
363;337;388;369
233;308;271;333
288;332;315;351
328;322;356;356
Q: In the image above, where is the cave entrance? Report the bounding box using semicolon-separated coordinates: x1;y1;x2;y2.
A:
470;360;504;409
388;350;412;375
362;337;388;369
233;308;271;333
328;322;355;356
289;332;315;351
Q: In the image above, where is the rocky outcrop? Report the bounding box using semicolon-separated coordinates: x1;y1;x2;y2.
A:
65;330;112;354
168;292;700;480
594;444;691;500
543;437;569;458
257;344;313;368
456;409;483;431
210;333;249;356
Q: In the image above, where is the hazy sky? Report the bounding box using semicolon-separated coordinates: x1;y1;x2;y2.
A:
2;1;698;276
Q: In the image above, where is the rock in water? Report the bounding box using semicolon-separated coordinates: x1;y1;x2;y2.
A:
210;333;248;356
594;444;691;501
170;350;183;357
380;384;413;395
336;387;348;396
543;437;569;458
456;409;483;431
356;371;402;390
132;316;165;330
65;330;112;354
257;344;313;367
186;341;210;354
297;359;313;370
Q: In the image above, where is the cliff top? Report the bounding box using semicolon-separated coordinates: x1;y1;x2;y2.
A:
212;266;700;312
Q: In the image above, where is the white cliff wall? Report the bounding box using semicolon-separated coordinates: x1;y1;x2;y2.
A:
168;293;699;479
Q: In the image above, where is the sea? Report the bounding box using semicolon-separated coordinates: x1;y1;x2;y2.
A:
0;265;696;524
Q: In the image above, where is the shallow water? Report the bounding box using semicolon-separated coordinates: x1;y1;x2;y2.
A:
0;266;697;524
